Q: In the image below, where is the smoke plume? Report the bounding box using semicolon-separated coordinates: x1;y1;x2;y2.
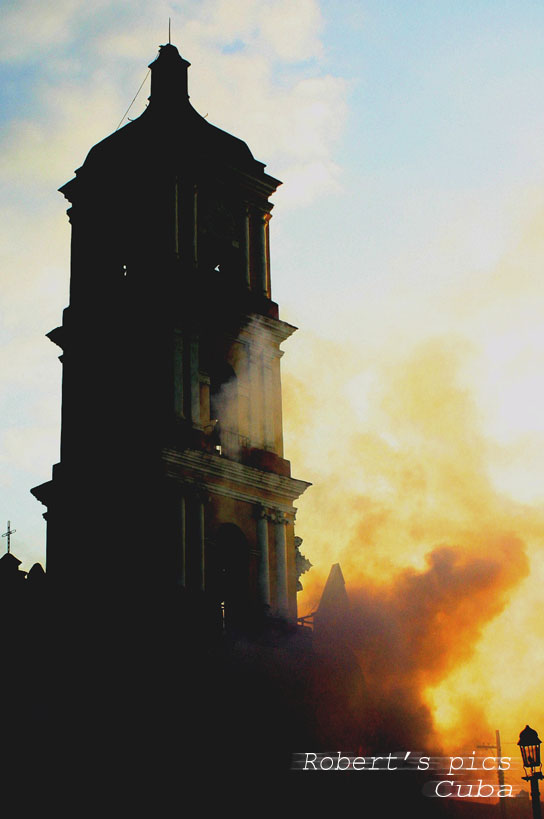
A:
283;333;537;752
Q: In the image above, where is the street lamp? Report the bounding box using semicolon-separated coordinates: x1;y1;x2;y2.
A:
518;725;543;819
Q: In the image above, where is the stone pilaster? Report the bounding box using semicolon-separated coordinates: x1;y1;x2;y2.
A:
173;178;180;256
176;492;186;587
189;333;200;426
192;184;198;266
256;506;271;608
194;488;206;592
254;210;268;296
242;205;251;288
173;331;184;418
274;509;288;617
248;348;264;447
263;363;274;449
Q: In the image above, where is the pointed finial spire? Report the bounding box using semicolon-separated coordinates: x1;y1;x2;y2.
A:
148;42;191;107
169;18;171;45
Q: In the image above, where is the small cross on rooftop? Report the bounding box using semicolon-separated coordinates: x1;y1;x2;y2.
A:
2;520;16;554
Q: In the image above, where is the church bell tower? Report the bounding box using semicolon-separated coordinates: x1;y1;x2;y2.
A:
31;44;310;630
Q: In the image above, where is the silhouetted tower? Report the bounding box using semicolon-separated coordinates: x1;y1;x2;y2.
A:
31;44;310;629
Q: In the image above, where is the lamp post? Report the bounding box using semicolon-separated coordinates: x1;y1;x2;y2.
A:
518;725;543;819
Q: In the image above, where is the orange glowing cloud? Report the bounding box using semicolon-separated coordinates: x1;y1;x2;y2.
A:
283;330;542;753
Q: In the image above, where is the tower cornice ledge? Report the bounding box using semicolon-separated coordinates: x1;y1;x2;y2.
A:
162;448;311;505
241;313;297;347
235;167;282;199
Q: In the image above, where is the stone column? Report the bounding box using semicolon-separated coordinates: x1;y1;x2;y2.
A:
256;507;271;608
176;493;186;587
264;212;271;296
254;210;268;296
263;363;274;450
174;178;179;256
194;490;206;593
242;206;251;288
173;332;184;418
271;355;284;456
192;184;198;266
274;510;288;618
189;334;200;426
248;348;264;447
199;372;210;428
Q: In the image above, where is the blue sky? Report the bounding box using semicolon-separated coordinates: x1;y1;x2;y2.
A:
3;0;544;744
2;0;544;557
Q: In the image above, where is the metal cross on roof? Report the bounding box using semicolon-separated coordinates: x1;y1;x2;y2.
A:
2;520;16;554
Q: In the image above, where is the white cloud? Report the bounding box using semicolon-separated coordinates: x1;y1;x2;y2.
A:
0;1;348;569
186;52;347;206
0;0;112;62
259;0;324;61
1;0;346;199
275;157;341;207
0;0;75;61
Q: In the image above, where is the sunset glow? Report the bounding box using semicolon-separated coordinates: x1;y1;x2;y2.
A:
3;1;544;782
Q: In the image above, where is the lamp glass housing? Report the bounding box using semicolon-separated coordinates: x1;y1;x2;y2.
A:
519;725;542;774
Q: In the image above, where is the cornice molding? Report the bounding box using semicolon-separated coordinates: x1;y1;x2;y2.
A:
162;447;310;506
256;505;296;523
240;313;297;348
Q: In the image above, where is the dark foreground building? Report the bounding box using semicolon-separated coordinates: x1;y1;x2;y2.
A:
4;46;502;817
25;40;320;797
32;42;310;623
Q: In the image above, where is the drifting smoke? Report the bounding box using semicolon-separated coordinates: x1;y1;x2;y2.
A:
283;334;537;752
346;537;528;750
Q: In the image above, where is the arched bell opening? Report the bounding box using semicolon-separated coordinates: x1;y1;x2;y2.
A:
206;523;250;635
209;362;240;458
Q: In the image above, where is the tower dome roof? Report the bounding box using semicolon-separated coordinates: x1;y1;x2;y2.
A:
61;44;272;201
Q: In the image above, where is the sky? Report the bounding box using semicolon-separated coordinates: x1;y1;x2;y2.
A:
3;0;544;771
